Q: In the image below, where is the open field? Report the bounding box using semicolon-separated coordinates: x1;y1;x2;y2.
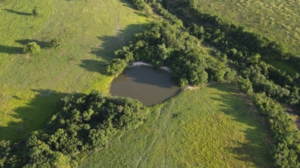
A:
0;0;149;141
81;83;272;168
193;0;300;57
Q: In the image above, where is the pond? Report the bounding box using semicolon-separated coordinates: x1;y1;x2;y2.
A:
110;65;181;106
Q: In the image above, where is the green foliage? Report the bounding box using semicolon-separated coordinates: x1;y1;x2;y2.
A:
224;68;237;82
129;0;147;10
49;38;62;48
147;1;300;166
238;77;253;94
107;20;229;86
23;42;40;55
106;58;127;76
82;84;272;167
32;6;39;16
253;93;300;167
179;78;188;88
0;0;148;141
0;92;147;167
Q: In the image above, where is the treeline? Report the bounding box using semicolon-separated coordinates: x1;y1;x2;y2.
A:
127;0;300;167
152;0;300;105
159;0;300;106
128;0;300;105
160;0;300;167
107;20;236;87
164;0;300;104
0;92;147;167
164;0;300;66
253;93;300;167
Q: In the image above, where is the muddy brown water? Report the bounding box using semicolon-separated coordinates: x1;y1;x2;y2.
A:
110;66;181;106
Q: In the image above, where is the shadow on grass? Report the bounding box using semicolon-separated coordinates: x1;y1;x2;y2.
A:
79;23;148;74
4;9;32;16
0;89;83;142
208;83;272;167
119;0;134;8
134;11;147;17
15;39;51;49
0;45;23;54
0;0;148;142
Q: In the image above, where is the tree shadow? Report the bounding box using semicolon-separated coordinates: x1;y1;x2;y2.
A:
3;9;33;16
0;45;23;54
79;23;148;74
15;39;51;49
134;11;147;17
0;89;82;142
119;0;134;8
121;66;178;88
208;83;272;167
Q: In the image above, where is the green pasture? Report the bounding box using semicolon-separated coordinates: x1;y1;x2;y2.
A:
0;0;149;141
193;0;300;57
81;83;272;168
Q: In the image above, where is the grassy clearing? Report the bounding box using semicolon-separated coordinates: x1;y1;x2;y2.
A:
81;83;272;168
193;0;300;57
266;60;298;75
0;0;149;141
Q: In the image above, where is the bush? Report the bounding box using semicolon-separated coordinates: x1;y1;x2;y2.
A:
179;78;188;88
0;93;147;167
23;42;40;55
106;59;127;76
32;7;39;16
49;38;62;48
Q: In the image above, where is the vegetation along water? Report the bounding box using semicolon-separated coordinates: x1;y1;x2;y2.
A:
1;0;300;167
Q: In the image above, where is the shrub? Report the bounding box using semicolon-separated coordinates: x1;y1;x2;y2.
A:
23;42;40;55
32;7;39;16
179;78;189;88
106;59;127;76
49;38;62;48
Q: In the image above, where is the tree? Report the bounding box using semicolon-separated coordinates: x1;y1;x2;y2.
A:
179;78;188;88
23;42;40;55
157;44;169;61
238;77;253;94
249;53;261;64
106;59;127;76
32;7;39;16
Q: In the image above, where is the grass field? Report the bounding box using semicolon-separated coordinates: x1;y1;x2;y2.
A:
81;83;272;168
0;0;149;141
192;0;300;57
267;60;298;75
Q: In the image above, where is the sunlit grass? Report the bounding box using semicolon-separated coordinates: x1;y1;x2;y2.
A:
0;0;149;141
81;83;272;168
193;0;300;57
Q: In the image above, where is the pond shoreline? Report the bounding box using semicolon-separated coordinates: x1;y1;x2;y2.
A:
128;61;172;72
127;61;201;91
110;64;180;106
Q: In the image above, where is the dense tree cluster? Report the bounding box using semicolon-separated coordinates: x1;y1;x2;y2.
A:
107;20;236;87
179;7;300;106
128;0;300;166
0;92;147;167
253;94;300;167
1;0;299;167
